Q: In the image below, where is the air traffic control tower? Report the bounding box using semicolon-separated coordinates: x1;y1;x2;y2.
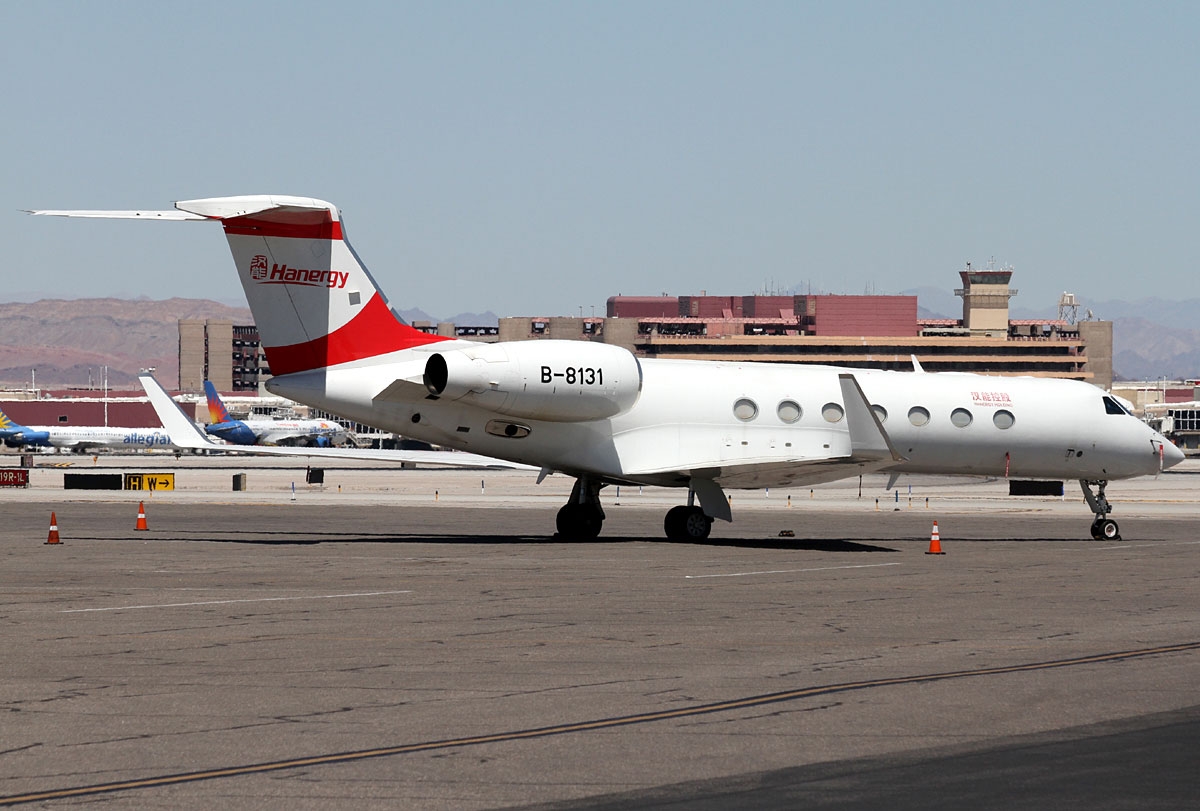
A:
956;262;1017;336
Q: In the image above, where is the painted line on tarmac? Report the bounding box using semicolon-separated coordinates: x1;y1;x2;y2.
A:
1096;540;1200;551
2;640;1197;807
59;590;413;613
685;562;901;579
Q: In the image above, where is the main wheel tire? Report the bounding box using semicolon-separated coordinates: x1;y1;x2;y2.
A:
556;503;603;540
664;505;711;541
664;505;689;540
1099;519;1120;540
1089;519;1102;540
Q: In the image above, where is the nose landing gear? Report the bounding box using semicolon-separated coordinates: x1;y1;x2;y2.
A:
1080;479;1120;540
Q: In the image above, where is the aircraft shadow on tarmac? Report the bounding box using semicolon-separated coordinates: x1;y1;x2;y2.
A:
77;530;900;552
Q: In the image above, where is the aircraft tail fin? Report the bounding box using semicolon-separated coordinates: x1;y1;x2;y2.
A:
33;196;454;375
203;381;234;424
0;408;29;435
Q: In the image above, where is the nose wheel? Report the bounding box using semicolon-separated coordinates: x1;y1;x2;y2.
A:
1080;480;1121;541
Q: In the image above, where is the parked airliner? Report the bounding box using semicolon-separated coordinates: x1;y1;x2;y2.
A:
30;196;1183;540
203;380;349;447
0;408;178;453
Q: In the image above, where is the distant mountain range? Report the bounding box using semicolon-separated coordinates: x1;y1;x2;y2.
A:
394;308;499;327
0;299;499;390
0;298;251;390
0;296;1193;390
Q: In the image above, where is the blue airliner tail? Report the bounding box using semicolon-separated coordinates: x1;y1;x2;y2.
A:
0;409;49;447
203;381;235;424
0;408;29;437
201;381;257;445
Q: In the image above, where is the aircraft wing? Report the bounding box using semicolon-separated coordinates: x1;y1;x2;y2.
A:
624;454;897;490
138;373;534;470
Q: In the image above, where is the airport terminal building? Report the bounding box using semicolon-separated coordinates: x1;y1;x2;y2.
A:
438;267;1113;389
178;265;1113;396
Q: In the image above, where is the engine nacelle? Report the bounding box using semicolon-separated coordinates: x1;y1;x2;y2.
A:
423;340;642;422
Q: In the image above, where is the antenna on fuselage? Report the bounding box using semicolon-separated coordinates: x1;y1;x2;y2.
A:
911;354;925;373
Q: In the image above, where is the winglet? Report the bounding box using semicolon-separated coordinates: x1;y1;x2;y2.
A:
838;374;903;463
139;374;223;450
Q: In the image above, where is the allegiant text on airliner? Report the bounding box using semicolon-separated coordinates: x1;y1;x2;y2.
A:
123;432;173;445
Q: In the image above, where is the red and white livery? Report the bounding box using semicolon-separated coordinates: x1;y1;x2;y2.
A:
31;195;1183;541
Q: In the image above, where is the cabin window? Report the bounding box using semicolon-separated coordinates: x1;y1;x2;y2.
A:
950;408;973;428
777;400;802;423
908;406;930;427
993;410;1015;429
733;398;758;422
871;405;888;423
822;402;845;423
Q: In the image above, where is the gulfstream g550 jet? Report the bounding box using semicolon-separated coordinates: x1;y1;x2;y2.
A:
29;196;1183;541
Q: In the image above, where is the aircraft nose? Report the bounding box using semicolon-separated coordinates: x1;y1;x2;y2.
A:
1162;440;1186;470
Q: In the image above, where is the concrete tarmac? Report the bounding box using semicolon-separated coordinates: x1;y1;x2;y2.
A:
0;457;1198;808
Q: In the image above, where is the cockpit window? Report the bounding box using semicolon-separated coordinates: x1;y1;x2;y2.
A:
1103;396;1131;416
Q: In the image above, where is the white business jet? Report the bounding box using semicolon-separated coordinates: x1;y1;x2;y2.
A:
30;196;1183;541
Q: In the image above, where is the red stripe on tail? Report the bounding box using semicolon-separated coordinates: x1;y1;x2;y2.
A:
222;216;344;240
262;293;450;375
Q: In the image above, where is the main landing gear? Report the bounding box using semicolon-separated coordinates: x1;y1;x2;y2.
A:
664;489;713;542
664;505;712;541
554;478;719;541
1080;479;1120;540
555;477;605;540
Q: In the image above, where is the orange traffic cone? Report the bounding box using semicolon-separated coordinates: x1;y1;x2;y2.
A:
135;501;148;531
46;511;61;545
925;520;944;555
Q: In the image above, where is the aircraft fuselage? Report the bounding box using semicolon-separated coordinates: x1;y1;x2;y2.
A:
267;352;1173;489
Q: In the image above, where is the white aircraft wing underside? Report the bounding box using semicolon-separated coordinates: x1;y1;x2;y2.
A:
622;454;896;489
373;377;432;405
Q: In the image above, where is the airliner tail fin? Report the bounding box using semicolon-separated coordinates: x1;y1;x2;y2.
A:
33;196;453;375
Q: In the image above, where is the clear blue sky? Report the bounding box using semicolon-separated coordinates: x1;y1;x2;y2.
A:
5;1;1197;319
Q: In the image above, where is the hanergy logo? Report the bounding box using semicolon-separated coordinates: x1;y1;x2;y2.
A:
248;255;349;289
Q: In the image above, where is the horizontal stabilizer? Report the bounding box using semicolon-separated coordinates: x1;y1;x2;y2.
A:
27;209;207;220
28;195;339;223
175;195;336;221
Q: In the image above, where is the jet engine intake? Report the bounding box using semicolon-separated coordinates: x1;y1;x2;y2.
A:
423;340;642;422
